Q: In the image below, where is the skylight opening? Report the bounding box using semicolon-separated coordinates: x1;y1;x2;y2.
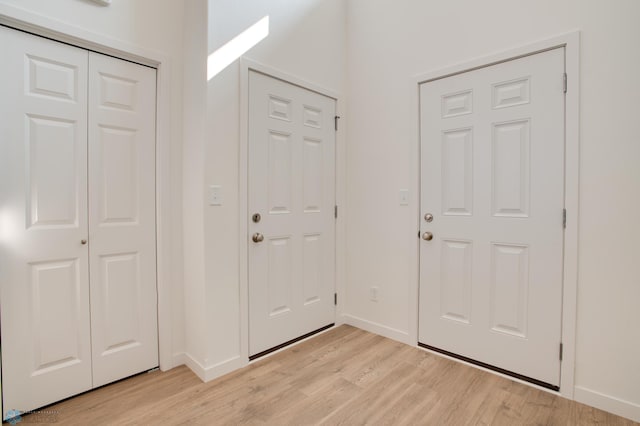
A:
207;15;269;80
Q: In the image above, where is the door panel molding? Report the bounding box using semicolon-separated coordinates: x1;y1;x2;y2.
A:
412;31;580;398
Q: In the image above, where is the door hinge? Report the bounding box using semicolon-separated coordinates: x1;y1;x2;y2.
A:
559;343;564;361
334;115;341;131
334;293;337;305
563;73;567;94
334;205;338;219
563;208;567;229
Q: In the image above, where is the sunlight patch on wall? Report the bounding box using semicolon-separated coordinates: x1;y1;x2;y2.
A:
0;208;18;245
207;15;269;80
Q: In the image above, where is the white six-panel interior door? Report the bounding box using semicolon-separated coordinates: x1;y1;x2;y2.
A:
0;26;158;417
248;70;336;357
418;48;566;388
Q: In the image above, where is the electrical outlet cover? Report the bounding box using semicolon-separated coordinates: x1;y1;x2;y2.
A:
208;185;222;206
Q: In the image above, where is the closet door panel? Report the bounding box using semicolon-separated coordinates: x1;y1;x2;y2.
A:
0;26;92;418
88;52;158;387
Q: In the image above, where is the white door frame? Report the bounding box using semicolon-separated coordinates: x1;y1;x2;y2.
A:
411;31;580;398
0;4;178;374
239;58;346;362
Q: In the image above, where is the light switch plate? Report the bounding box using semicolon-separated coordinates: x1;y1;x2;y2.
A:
209;185;222;206
370;286;379;302
399;189;409;206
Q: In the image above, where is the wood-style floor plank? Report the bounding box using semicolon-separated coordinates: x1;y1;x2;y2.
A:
21;325;638;425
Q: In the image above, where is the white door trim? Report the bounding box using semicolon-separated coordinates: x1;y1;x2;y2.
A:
0;3;178;373
411;31;580;399
239;58;346;363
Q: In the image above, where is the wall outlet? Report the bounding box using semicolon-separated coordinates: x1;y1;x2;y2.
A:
208;185;222;206
369;286;379;302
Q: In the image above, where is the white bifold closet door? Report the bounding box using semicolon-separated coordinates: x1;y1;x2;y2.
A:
87;52;158;388
0;26;92;415
0;26;158;417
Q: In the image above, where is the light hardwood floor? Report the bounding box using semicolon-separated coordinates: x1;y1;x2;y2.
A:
22;325;637;425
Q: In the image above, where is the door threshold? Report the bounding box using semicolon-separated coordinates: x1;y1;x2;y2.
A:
418;343;559;391
249;324;335;361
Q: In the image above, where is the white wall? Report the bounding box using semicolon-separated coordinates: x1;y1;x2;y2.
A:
0;0;186;366
4;0;638;421
0;0;183;49
181;0;347;378
181;0;208;372
346;0;640;420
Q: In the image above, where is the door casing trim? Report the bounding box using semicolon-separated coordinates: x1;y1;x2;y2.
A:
411;30;580;399
239;57;346;363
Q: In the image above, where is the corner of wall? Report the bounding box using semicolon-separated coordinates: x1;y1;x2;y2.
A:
181;0;209;369
342;314;411;345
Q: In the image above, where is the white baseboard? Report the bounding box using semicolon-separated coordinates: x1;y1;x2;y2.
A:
182;353;207;381
183;353;247;383
202;356;246;382
342;314;411;345
574;386;640;423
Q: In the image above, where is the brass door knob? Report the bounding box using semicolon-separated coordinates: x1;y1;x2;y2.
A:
422;232;433;241
252;233;264;243
81;239;88;245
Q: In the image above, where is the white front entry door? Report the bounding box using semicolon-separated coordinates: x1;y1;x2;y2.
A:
248;71;336;357
88;52;158;388
0;27;158;416
418;48;565;388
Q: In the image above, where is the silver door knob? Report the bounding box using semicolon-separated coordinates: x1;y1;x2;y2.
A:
252;233;264;243
424;213;434;222
81;239;88;245
422;232;433;241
